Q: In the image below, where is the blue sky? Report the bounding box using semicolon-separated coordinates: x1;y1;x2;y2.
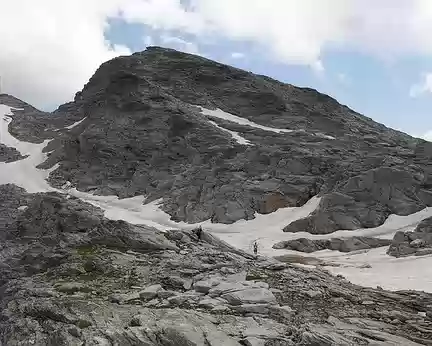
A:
2;1;432;139
106;18;432;137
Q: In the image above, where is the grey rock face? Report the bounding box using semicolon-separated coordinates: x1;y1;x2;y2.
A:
1;185;432;345
388;216;432;257
3;49;432;345
0;143;26;162
273;236;392;253
284;168;429;234
5;47;425;235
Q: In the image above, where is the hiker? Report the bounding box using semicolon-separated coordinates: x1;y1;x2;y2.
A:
196;226;203;240
253;241;258;255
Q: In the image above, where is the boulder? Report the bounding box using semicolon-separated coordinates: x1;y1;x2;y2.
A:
388;217;432;257
221;288;277;306
284;168;429;235
198;298;226;309
273;236;391;253
194;279;220;294
139;284;164;301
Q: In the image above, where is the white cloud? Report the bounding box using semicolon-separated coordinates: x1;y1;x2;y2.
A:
160;35;200;54
310;60;325;74
119;0;349;66
231;52;245;59
3;0;432;109
409;73;432;98
0;0;134;110
119;0;432;63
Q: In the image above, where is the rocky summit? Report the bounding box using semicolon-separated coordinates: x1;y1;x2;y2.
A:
1;47;432;345
5;47;430;232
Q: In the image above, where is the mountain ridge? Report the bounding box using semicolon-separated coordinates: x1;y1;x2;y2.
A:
1;47;432;345
1;46;430;235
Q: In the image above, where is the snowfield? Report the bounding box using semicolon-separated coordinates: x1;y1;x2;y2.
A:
199;107;294;134
1;103;432;292
199;106;336;142
0;105;58;193
207;119;252;146
64;117;86;130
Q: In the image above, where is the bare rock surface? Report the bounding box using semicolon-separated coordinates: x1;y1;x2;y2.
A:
388;216;432;257
2;47;429;235
2;49;432;345
274;236;392;253
1;185;432;345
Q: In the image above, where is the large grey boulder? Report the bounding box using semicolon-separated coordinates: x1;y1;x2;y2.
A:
273;236;392;253
221;288;276;306
284;168;429;234
19;193;177;252
388;217;432;257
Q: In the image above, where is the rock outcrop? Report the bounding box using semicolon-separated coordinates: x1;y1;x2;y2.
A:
273;236;392;253
388;217;432;257
3;47;432;345
0;144;26;162
1;47;429;235
1;184;432;345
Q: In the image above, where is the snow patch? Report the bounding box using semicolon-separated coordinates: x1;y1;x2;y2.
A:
199;107;293;134
67;186;321;256
208;120;252;146
0;105;57;193
315;133;336;140
199;106;336;141
67;190;184;231
65;117;86;130
321;247;432;292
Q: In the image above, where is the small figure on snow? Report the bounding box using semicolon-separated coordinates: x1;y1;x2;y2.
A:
253;241;258;256
196;226;203;240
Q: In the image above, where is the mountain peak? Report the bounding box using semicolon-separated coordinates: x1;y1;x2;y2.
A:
2;47;432;345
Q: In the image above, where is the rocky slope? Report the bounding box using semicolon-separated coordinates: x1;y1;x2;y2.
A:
1;184;432;345
2;47;432;345
3;47;430;236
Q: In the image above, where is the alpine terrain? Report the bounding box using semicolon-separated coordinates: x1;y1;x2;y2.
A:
1;47;432;345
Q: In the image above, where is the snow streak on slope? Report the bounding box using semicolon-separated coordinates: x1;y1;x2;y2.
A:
316;132;336;140
65;117;86;130
67;191;182;231
208;120;252;146
199;107;336;142
0;105;57;193
200;107;293;133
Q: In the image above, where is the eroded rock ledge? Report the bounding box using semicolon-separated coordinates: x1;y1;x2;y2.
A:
273;236;392;253
388;217;432;258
